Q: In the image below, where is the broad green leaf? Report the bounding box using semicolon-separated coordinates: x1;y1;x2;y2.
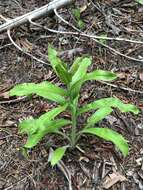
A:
87;107;113;126
54;66;71;85
69;68;115;100
20;105;68;135
49;146;68;166
20;105;70;148
82;127;129;156
10;81;67;96
69;79;83;100
38;104;68;124
84;70;117;81
70;57;91;86
24;132;44;148
40;119;71;134
24;119;71;148
48;44;71;84
20;119;38;135
9;81;67;104
48;44;67;69
79;97;139;115
69;57;91;99
37;91;65;104
136;0;143;5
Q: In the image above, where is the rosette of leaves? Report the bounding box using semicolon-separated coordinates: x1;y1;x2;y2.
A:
9;45;139;166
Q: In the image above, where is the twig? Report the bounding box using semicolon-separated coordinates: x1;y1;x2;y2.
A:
99;81;143;94
3;177;27;190
0;0;74;33
51;10;143;63
54;9;143;45
7;29;50;66
29;20;143;63
0;43;12;50
0;15;49;65
0;97;27;104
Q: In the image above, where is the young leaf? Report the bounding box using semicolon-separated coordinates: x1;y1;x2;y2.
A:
136;0;143;5
48;44;71;84
70;69;116;99
72;8;85;29
69;79;83;100
72;8;81;20
19;105;70;148
9;81;67;104
84;70;117;81
77;20;85;29
79;97;139;115
87;107;113;126
70;57;91;86
49;146;68;166
69;57;91;99
24;119;71;148
69;57;83;76
41;119;71;134
82;127;129;157
24;132;44;148
48;44;67;69
20;119;38;135
40;104;67;121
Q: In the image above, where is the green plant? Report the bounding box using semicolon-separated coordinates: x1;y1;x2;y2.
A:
9;45;139;166
136;0;143;5
72;8;85;29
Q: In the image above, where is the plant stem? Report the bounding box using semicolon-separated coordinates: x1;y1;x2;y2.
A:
71;109;77;148
68;84;78;148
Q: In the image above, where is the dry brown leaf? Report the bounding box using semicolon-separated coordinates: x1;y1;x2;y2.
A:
117;72;126;80
106;115;118;125
80;4;87;13
0;91;10;99
103;172;127;189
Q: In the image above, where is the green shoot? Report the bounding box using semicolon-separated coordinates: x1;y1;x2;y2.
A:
9;45;139;166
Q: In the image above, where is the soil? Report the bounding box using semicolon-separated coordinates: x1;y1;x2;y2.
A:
0;0;143;189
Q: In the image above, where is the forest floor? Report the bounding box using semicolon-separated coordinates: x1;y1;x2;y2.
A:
0;0;143;189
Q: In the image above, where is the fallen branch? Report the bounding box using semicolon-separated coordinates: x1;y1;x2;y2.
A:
0;0;74;33
29;11;143;63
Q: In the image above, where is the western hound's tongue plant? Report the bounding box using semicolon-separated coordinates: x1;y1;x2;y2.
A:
9;45;139;166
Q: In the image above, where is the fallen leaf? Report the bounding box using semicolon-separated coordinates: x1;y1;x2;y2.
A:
80;5;87;13
103;171;127;189
117;72;126;80
106;115;118;125
0;91;10;99
136;157;143;166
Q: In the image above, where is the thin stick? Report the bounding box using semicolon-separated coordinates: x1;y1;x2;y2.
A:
0;0;74;33
54;9;143;45
99;81;143;94
0;96;27;104
33;10;143;63
7;29;49;65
